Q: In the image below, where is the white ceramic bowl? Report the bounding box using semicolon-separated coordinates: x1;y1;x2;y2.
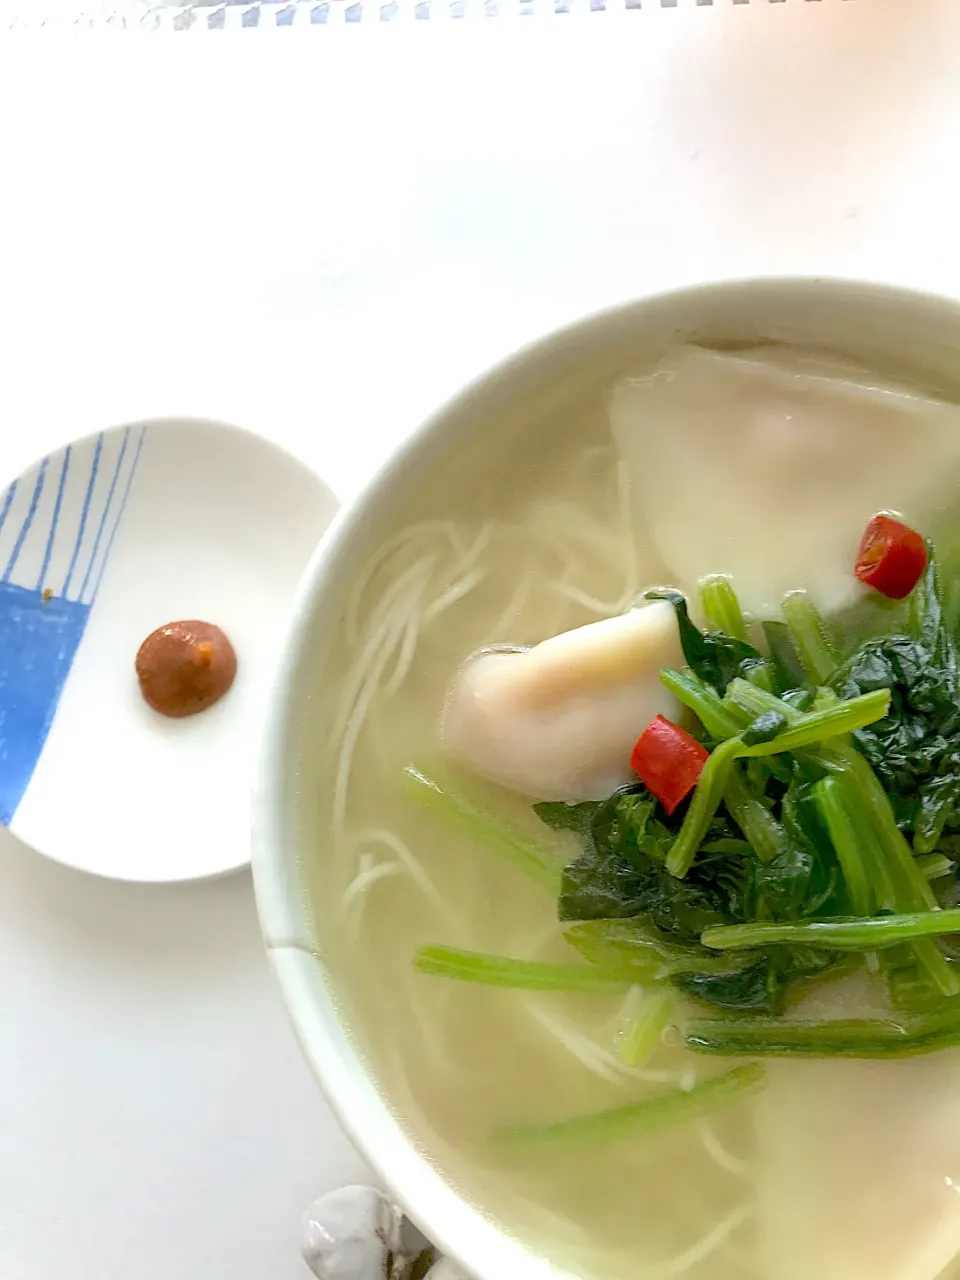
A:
252;277;960;1280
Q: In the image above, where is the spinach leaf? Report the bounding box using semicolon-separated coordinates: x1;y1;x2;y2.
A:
782;688;815;713
589;789;668;871
833;548;960;851
911;544;952;664
742;710;789;746
775;775;840;914
558;838;733;940
645;589;763;695
565;918;750;978
553;790;743;942
672;960;781;1014
538;544;960;1024
548;757;848;1015
915;761;960;854
762;620;808;693
534;800;602;838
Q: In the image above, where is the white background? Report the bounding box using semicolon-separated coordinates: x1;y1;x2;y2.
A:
1;3;960;1277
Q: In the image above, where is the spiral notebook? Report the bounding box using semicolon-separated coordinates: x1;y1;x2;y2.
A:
0;0;876;30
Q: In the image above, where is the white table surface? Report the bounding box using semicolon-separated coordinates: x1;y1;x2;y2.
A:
2;4;960;1277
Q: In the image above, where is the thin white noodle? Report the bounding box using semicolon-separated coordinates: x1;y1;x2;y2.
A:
649;1203;753;1279
333;635;401;832
489;562;537;639
404;999;461;1080
531;501;619;555
344;522;445;646
349;828;445;910
331;522;763;1277
550;579;628;616
698;1124;750;1177
335;579;418;741
444;520;469;559
332;609;405;763
338;860;403;925
332;558;436;750
362;555;438;652
512;1200;593;1249
348;849;373;891
525;1002;624;1085
424;568;488;625
531;535;609;583
555;552;589;586
382;612;424;698
526;921;571;961
333;563;437;799
526;1002;680;1088
627;1064;688;1087
452;520;495;573
384;1044;463;1167
615;456;639;611
537;595;587;649
403;991;496;1085
360;566;439;721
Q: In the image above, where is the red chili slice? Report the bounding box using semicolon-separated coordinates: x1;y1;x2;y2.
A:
855;514;927;600
630;715;709;816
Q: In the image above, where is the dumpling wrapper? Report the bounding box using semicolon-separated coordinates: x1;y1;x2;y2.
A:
441;601;683;801
611;345;960;618
756;980;960;1280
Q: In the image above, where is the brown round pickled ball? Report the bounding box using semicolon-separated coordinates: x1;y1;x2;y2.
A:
136;620;237;718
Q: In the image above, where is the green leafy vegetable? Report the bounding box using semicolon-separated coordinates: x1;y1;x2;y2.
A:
917;852;955;881
645;588;763;694
557;792;844;1014
442;546;960;1045
685;1008;960;1059
741;710;789;746
813;775;874;917
565;918;753;978
659;667;745;740
833;548;960;854
782;688;815;712
616;987;675;1066
781;590;838;684
533;800;604;839
700;575;749;642
413;945;639;992
666;689;890;877
402;764;561;893
723;764;786;863
819;740;958;996
671;961;782;1013
558;814;736;940
762;620;808;692
701;908;960;952
493;1064;765;1153
740;659;777;694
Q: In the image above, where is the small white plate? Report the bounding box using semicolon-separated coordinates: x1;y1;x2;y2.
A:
0;418;336;883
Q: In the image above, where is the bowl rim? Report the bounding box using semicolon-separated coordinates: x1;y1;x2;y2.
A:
251;272;960;1278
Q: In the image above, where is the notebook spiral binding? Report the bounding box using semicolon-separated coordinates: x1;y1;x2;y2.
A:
3;0;856;31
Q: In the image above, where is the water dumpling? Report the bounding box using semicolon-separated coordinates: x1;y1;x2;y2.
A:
441;600;683;801
757;1050;960;1280
755;975;960;1280
611;345;960;617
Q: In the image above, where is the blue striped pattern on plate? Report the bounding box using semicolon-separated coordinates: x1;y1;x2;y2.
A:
0;427;145;823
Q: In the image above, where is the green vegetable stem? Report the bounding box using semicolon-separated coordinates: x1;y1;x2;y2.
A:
493;1064;765;1153
402;763;562;893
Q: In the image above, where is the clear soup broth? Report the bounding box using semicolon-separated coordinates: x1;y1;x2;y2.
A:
295;302;960;1280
